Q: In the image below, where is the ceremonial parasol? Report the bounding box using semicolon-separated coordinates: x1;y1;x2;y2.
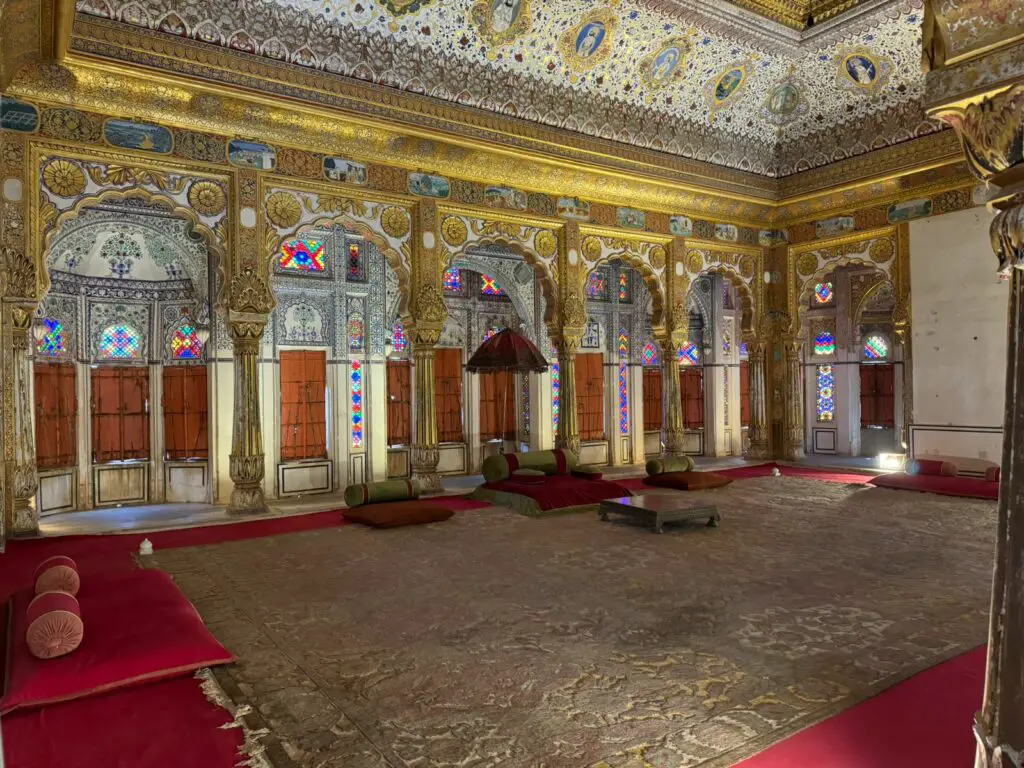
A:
466;328;549;449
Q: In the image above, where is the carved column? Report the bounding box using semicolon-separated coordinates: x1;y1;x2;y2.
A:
227;319;268;515
555;221;586;457
9;307;38;534
747;341;770;458
782;339;804;460
661;338;685;456
555;341;581;455
410;337;442;493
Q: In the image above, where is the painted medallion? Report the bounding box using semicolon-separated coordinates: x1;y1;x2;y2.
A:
228;139;276;170
639;36;693;91
669;215;693;237
762;73;808;127
617;208;646;230
484;185;527;210
323;157;368;185
472;0;531;49
557;197;590;221
835;47;893;95
104;119;173;154
408;172;450;199
704;60;752;117
559;9;618;73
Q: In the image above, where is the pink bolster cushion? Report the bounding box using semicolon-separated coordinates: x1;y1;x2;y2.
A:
909;459;958;477
34;556;80;596
27;591;84;660
985;466;1000;483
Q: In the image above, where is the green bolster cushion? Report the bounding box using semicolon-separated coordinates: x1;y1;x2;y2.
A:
344;479;420;508
482;449;580;482
646;455;695;476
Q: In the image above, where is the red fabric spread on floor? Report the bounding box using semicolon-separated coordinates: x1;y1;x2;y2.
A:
735;646;985;768
483;474;631;511
869;471;999;500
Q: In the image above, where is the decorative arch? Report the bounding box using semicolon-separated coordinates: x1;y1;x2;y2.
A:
696;265;758;338
449;253;533;340
852;276;896;330
580;235;669;330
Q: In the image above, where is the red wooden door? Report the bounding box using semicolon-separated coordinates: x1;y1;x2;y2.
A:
91;367;150;463
34;362;77;469
163;366;209;460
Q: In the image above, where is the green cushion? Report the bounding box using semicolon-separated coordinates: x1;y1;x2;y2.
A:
511;469;546;477
344;479;420;508
481;450;580;482
646;455;695;476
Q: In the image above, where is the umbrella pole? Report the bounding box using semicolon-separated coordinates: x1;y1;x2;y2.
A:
500;372;508;454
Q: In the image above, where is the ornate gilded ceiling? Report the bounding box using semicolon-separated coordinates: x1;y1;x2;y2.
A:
723;0;872;29
71;0;939;178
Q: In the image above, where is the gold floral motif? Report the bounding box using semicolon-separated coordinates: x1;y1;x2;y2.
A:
413;283;447;324
686;250;704;274
739;254;756;279
581;235;603;263
381;206;411;239
85;164;187;193
796;252;818;276
441;216;468;247
188;180;227;217
306;195;369;217
265;191;302;229
534;229;557;259
39;107;102;143
649;245;667;271
42;159;86;198
869;238;895;264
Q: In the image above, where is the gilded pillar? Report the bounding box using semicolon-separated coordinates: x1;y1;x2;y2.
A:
747;341;770;458
410;339;442;493
227;318;268;514
9;308;37;534
555;221;586;457
782;339;804;460
661;338;685;456
661;237;689;457
555;341;581;455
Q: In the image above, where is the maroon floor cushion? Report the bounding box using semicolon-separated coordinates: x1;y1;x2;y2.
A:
1;569;233;715
344;500;454;528
483;474;631;512
644;471;733;491
868;472;998;501
909;459;958;477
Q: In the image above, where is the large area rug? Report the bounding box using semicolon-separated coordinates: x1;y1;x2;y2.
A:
147;477;996;768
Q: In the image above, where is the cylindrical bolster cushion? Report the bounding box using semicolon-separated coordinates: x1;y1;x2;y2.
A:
482;449;580;482
510;469;546;485
646;455;695;476
344;479;420;508
907;459;958;477
34;555;80;596
26;591;84;660
985;466;1000;483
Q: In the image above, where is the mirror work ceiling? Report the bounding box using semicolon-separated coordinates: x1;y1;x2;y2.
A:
75;0;935;178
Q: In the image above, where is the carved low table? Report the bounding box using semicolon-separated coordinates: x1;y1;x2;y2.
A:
598;494;720;534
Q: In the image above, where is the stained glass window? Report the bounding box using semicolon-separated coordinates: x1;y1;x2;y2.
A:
521;375;530;437
642;341;659;367
279;237;326;273
480;274;505;297
864;334;888;360
348;317;364;352
347;242;364;281
36;318;65;357
99;324;142;360
678;341;700;366
814;330;836;356
814;281;834;305
552;362;560;433
816;365;835;422
351;360;363;448
740;342;748;357
443;267;463;292
618;329;629;435
723;367;729;427
483;326;504;342
171;319;202;360
722;329;731;354
392;319;407;353
586;270;608;300
618;271;630;302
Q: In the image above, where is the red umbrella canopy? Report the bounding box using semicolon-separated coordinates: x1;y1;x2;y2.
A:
466;328;549;373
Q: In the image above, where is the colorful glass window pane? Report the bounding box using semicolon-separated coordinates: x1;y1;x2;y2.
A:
864;334;888;360
348;317;364;352
100;324;141;360
351;360;363;448
443;267;463;292
722;329;731;354
740;342;748;356
619;271;630;301
814;282;834;304
816;365;835;422
279;237;326;273
480;274;505;296
641;341;659;367
171;320;202;360
814;330;836;356
552;362;560;433
678;341;700;366
483;326;504;342
618;329;629;435
392;319;407;353
586;271;607;300
521;375;530;437
347;242;363;281
36;318;65;357
723;367;729;427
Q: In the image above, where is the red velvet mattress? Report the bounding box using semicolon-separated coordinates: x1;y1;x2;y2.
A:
868;472;998;500
482;474;631;511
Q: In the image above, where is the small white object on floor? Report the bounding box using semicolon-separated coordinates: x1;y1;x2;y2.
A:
139;538;154;556
771;467;781;477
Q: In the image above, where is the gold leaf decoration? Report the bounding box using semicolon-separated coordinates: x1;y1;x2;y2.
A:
796;252;818;277
581;235;602;263
534;229;557;259
686;249;703;274
380;206;411;239
649;245;666;270
739;255;756;279
266;191;302;229
42;159;86;198
187;180;227;217
441;216;468;247
869;238;895;264
312;195;369;217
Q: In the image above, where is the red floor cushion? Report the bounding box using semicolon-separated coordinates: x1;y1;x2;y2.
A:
909;459;958;477
868;472;999;501
34;555;80;596
1;569;233;715
344;501;454;529
483;474;631;512
26;591;84;660
644;471;733;491
985;466;1000;483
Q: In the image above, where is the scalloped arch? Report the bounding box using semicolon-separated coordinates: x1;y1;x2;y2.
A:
585;250;667;331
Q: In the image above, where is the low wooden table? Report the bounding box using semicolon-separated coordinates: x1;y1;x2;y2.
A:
598;494;720;534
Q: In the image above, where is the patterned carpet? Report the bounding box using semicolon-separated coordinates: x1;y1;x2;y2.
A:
148;477;996;768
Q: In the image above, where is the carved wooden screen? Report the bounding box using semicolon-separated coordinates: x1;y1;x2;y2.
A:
740;361;751;427
860;363;895;428
280;350;328;461
163;366;209;460
434;348;465;443
679;368;705;430
575;353;605;441
642;367;663;431
479;369;516;442
91;366;150;463
34;362;77;469
387;360;412;446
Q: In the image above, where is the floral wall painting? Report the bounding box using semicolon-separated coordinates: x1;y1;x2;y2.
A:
639;36;693;90
323;157;367;185
103;119;173;154
816;216;856;238
669;215;693;237
0;96;38;133
472;0;531;47
559;10;617;73
408;172;451;198
484;185;527;211
888;198;933;223
715;223;738;243
617;208;646;230
557;197;590;221
228;139;277;170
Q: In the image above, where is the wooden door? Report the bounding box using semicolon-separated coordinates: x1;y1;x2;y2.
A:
34;362;77;469
280;350;328;461
91;366;150;463
434;348;464;443
860;364;895;428
740;361;751;427
679;368;705;430
575;353;604;441
163;366;209;460
642;367;663;431
387;360;412;446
